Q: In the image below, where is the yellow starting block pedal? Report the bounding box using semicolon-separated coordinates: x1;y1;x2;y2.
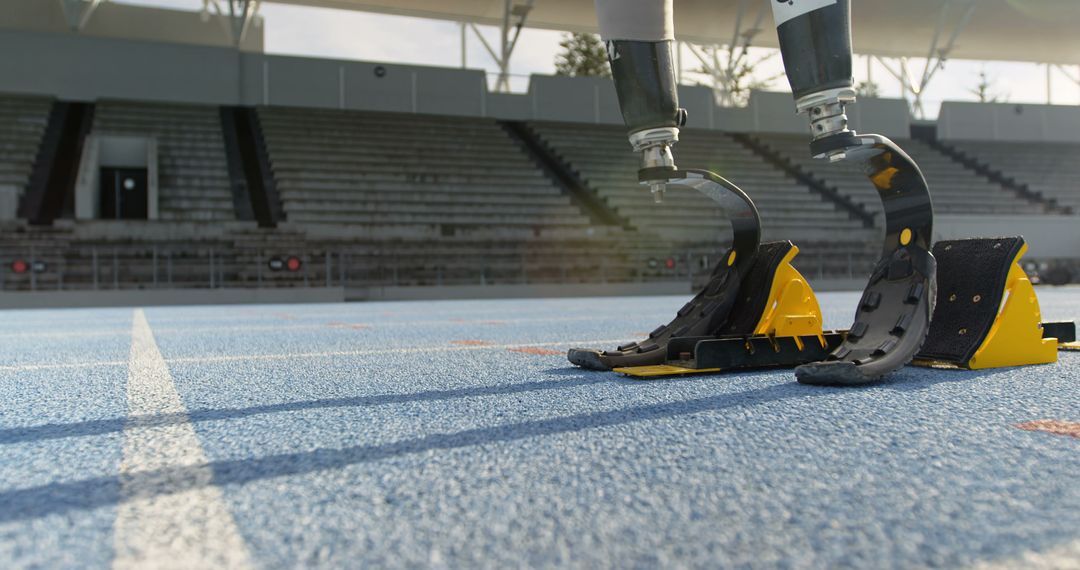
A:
914;237;1068;370
747;244;825;345
614;244;837;379
615;364;726;378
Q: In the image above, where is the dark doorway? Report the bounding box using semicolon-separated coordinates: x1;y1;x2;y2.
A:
100;167;148;219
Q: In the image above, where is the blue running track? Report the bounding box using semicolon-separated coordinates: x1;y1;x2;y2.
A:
1;290;1079;568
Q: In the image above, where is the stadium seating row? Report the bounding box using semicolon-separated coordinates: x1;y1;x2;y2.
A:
753;134;1050;218
529;122;872;243
2;95;1077;293
256;107;596;238
951;140;1080;214
0;94;51;212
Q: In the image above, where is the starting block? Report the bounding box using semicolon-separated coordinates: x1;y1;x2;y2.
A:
615;236;1076;380
914;237;1071;369
615;241;833;378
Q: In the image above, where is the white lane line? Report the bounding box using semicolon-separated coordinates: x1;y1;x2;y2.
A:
113;309;254;570
0;328;130;340
0;361;127;372
0;337;637;373
970;539;1080;570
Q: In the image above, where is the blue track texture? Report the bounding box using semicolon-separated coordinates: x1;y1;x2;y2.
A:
1;290;1079;568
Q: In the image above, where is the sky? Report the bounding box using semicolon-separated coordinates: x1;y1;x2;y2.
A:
114;0;1080;118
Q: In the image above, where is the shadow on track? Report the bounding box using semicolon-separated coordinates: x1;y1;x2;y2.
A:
0;376;613;446
0;374;872;523
0;365;1003;522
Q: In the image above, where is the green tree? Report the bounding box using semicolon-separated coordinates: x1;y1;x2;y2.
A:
856;80;881;98
969;69;1007;103
688;45;784;107
554;33;611;78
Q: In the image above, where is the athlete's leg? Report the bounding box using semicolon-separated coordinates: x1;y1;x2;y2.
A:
594;0;683;202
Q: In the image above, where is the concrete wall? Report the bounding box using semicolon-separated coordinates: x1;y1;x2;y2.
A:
938;101;1080;143
527;75;621;124
486;93;532;121
0;29;488;117
0;186;17;220
747;91;806;134
847;97;912;140
935;215;1080;259
676;85;719;129
2;27;917;136
0;30;243;105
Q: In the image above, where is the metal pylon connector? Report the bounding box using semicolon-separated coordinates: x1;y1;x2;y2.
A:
630;127;680;204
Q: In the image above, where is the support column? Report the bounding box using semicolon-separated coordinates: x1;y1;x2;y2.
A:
202;0;262;47
1047;64;1053;105
683;0;771;107
59;0;106;31
460;22;467;69
873;1;976;118
467;1;533;92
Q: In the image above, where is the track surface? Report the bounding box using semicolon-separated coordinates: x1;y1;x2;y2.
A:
1;290;1079;569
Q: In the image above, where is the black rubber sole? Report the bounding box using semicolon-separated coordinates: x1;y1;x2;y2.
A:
566;348;614;371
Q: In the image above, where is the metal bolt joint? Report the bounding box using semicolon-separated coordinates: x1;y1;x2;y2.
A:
796;87;858;160
629;127;680;203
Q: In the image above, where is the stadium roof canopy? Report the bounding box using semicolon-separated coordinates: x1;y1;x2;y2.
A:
272;0;1080;65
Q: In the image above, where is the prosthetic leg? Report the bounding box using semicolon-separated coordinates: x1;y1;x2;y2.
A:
764;2;1075;380
770;0;936;385
571;0;1073;381
569;0;825;371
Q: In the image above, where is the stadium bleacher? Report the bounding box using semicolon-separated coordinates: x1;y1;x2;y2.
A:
950;140;1080;214
91;101;237;222
257;107;596;239
753;134;1050;217
2;90;1077;295
529;122;871;242
0;94;52;214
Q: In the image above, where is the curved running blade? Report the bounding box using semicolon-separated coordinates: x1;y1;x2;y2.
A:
796;134;936;386
796;247;936;385
568;255;743;370
569;169;761;371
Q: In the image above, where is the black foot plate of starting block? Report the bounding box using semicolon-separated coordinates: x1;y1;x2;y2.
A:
613;332;846;378
916;236;1062;369
568;241;794;371
917;237;1021;364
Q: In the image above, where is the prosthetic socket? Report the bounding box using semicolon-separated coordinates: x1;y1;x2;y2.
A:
774;0;857;143
606;40;686;202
